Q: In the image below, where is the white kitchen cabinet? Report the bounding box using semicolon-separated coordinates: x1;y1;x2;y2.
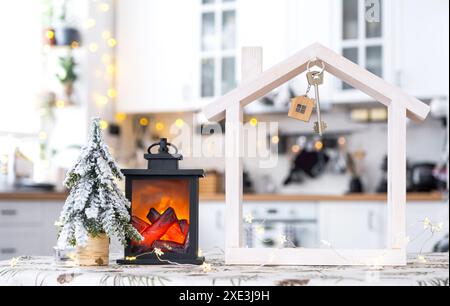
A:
0;228;44;259
116;0;335;113
243;202;319;248
115;0;448;113
406;202;449;254
1;198;445;260
42;202;65;255
395;0;449;99
199;202;226;252
319;202;386;249
0;202;45;226
319;200;449;252
199;201;321;250
0;201;64;260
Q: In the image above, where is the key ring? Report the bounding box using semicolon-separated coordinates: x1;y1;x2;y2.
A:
307;60;326;75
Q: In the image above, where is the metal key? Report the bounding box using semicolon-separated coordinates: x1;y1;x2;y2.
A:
307;71;327;136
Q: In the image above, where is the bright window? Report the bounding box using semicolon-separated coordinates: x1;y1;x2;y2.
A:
200;0;237;98
0;0;42;134
341;0;383;90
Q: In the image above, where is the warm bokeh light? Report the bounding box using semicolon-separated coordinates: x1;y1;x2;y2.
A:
315;140;324;151
99;3;110;12
175;119;185;128
99;120;109;130
249;118;258;127
271;135;280;145
291;145;301;154
38;132;48;141
89;43;99;53
108;38;117;48
107;88;117;98
140;117;149;127
45;30;54;39
155;122;165;131
115;113;127;123
70;41;79;49
84;18;96;29
56;100;66;108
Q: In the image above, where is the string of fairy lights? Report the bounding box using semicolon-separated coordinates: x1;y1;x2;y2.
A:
241;212;445;267
9;215;444;273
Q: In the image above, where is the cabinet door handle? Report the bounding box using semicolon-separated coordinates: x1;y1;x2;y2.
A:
1;209;17;216
216;211;224;230
368;211;375;231
1;248;17;255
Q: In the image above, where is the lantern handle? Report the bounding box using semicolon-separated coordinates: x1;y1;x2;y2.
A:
147;138;179;155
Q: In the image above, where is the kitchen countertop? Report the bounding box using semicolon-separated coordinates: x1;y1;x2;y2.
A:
201;192;446;202
0;191;445;202
0;252;448;286
0;190;69;201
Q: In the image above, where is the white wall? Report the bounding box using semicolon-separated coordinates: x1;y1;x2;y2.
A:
116;0;199;113
0;0;42;135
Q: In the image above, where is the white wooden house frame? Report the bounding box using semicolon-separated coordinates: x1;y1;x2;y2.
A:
203;43;430;266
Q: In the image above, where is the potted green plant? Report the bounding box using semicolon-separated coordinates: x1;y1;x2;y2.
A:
56;54;77;99
53;0;81;47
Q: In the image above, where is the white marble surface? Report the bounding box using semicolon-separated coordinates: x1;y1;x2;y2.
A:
0;252;448;286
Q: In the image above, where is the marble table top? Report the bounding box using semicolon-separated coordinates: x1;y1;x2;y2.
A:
0;252;448;286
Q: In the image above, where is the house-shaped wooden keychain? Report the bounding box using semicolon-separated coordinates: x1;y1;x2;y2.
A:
288;96;315;122
203;43;430;266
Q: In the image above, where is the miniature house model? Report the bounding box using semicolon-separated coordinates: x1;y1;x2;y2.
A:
203;43;430;266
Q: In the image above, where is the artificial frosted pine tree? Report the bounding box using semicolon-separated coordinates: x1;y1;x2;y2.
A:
57;118;142;249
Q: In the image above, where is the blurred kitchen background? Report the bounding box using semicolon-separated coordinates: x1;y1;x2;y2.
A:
0;0;448;259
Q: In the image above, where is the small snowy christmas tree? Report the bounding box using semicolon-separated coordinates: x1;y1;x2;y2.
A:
57;118;142;248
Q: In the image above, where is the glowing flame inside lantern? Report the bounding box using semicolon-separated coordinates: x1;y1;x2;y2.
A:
130;179;190;255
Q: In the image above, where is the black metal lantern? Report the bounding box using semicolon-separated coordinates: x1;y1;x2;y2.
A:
117;139;204;265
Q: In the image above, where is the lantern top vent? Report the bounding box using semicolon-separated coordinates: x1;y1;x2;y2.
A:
144;138;183;170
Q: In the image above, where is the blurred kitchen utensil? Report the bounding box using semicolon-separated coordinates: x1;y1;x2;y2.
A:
346;151;365;193
283;149;330;186
15;180;56;192
411;163;438;192
260;175;277;194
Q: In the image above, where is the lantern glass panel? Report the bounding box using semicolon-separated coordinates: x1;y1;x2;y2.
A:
130;179;191;256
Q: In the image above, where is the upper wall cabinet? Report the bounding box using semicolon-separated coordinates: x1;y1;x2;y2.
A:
116;0;448;113
396;0;449;99
198;0;239;106
331;0;449;104
116;0;200;113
